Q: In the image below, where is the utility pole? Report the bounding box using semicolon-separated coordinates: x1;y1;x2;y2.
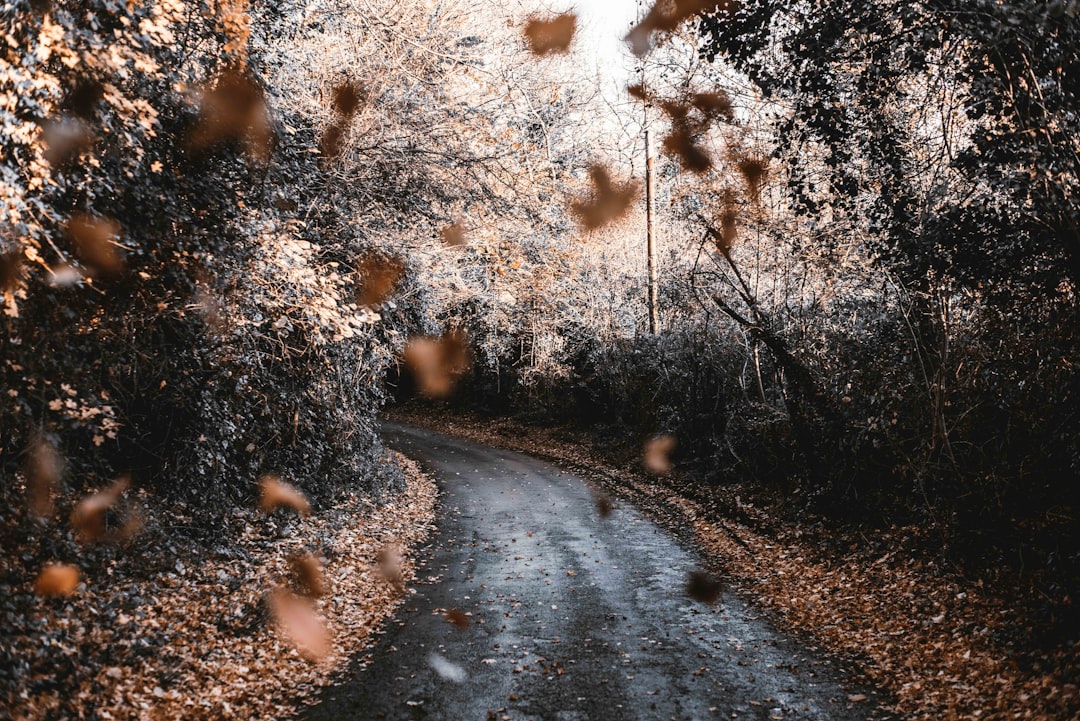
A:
636;0;659;334
645;126;659;334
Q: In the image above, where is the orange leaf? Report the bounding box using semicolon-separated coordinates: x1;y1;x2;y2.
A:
34;563;80;597
258;474;311;516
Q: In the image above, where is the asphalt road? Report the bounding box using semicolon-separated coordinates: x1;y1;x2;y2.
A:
298;422;882;721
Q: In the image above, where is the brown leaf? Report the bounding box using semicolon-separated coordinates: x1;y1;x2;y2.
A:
643;434;677;475
660;99;690;122
716;189;739;254
686;570;723;604
41;119;93;167
445;608;470;629
569;165;639;230
737;157;768;201
270;587;331;661
376;543;404;589
440;221;467;247
662;127;712;173
70;476;130;542
331;81;364;118
289;551;326;597
594;491;614;518
320;120;346;160
189;64;273;161
34;563;80;597
720;215;738;255
66;214;123;277
691;91;733;121
523;13;577;55
258;474;311;516
403;331;471;399
65;76;105;120
355;255;404;307
25;433;63;519
626;0;737;57
0;250;24;293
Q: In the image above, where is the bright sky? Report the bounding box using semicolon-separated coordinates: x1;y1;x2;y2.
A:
515;0;641;86
568;0;640;80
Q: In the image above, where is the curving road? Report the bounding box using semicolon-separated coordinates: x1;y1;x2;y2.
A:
298;422;883;721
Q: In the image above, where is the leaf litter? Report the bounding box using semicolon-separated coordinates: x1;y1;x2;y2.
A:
1;452;436;720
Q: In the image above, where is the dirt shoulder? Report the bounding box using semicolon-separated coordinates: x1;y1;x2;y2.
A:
386;404;1078;721
2;451;437;720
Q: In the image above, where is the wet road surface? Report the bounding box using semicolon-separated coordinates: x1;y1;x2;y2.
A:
298;422;881;721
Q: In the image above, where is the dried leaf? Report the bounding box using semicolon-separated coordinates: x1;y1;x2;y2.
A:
270;588;331;661
523;13;577;55
691;91;733;121
403;331;471;399
189;65;273;161
737;157;768;201
662;127;712;173
331;81;364;117
660;99;690;122
0;250;24;293
65;76;105;120
25;433;63;519
626;0;737;57
289;551;326;597
594;491;614;518
376;543;404;589
355;255;404;307
440;221;467;247
66;214;124;277
258;474;311;516
686;570;723;604
34;563;80;597
70;476;130;542
570;165;639;230
445;608;470;629
627;83;650;102
643;434;677;475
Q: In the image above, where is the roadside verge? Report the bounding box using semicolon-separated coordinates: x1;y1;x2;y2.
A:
2;451;437;720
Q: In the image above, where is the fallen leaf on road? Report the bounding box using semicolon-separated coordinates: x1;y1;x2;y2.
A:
686;570;723;604
445;608;470;628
